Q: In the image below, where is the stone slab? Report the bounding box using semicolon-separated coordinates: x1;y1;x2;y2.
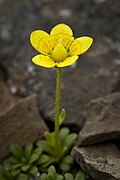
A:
77;92;120;146
72;144;120;180
0;94;47;160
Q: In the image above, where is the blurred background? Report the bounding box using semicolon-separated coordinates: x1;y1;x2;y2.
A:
0;0;120;129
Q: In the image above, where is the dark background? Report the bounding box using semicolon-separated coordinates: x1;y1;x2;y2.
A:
0;0;120;129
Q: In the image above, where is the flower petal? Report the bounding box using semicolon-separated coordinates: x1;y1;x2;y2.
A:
57;56;79;67
32;54;55;68
50;24;73;36
69;39;82;56
38;36;54;55
75;36;93;54
30;30;49;52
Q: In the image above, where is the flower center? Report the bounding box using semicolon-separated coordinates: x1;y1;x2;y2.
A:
51;43;67;62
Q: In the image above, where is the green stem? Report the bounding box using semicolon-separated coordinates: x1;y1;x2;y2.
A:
55;67;62;144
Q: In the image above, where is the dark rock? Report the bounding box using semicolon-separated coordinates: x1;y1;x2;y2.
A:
77;92;120;146
0;0;120;128
0;77;19;113
0;94;47;160
0;64;19;112
72;144;120;180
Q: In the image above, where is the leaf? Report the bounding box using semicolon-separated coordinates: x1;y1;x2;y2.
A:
64;133;77;148
8;156;19;164
58;146;68;160
21;165;30;172
12;163;22;169
16;173;28;180
34;147;43;156
11;168;21;176
59;162;71;172
47;173;55;180
62;155;74;165
3;159;12;171
59;108;65;126
37;141;58;157
21;157;27;164
36;140;47;148
48;166;56;175
56;175;64;180
29;166;38;175
37;155;51;165
75;171;86;180
39;158;54;170
65;173;74;180
45;132;55;146
24;144;33;160
40;173;47;180
10;144;23;159
29;154;39;164
59;128;70;143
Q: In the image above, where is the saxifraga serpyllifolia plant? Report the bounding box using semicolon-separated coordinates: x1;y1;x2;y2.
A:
30;23;93;172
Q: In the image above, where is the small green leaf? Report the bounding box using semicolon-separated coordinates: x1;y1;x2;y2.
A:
59;128;69;142
43;144;58;157
29;154;39;164
48;166;56;175
39;158;54;170
62;155;74;165
12;163;22;169
36;140;47;148
37;140;58;156
75;171;86;180
59;146;68;159
11;168;21;176
59;162;71;172
64;133;77;148
59;108;65;126
29;166;38;175
34;147;43;156
3;159;12;170
21;165;30;172
40;173;47;180
65;173;74;180
47;173;55;180
37;155;51;165
16;173;28;180
8;156;19;164
10;144;23;159
56;175;64;180
45;132;55;146
24;144;33;160
21;157;27;164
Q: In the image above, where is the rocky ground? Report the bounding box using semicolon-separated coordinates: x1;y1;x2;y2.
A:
0;0;120;179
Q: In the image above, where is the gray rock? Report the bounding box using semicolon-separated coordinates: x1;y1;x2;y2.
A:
77;92;120;146
0;94;47;160
0;77;19;113
72;144;120;180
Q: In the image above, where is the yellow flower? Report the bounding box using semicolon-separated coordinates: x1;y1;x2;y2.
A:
30;24;93;68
